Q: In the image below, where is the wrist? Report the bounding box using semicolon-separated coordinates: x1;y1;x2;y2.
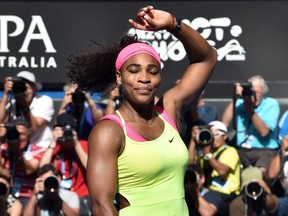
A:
203;153;213;160
168;14;181;32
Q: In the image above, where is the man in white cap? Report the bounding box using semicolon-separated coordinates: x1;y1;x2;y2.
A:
188;120;241;215
0;71;54;148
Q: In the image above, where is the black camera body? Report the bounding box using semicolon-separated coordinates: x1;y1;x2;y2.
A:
240;82;254;98
4;124;20;144
71;89;86;105
57;125;74;142
11;77;26;95
196;126;214;146
0;182;8;198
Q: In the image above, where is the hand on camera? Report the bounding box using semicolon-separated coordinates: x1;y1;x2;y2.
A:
4;77;13;94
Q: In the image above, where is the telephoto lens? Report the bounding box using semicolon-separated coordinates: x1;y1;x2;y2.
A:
196;127;214;146
5;126;20;144
245;181;263;201
44;176;59;195
0;182;8;198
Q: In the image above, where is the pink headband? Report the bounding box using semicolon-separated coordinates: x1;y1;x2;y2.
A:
115;43;161;70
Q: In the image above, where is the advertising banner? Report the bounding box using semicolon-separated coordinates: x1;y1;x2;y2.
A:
0;1;287;98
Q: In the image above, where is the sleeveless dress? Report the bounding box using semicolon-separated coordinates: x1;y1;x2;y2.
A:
102;105;189;216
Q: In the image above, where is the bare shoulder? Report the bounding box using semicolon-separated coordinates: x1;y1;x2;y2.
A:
88;119;124;154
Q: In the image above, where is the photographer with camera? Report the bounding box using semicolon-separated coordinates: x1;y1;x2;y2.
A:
0;71;55;149
189;120;241;215
39;113;91;215
58;82;104;141
23;164;79;216
222;75;280;180
0;120;47;209
0;174;22;216
230;166;278;216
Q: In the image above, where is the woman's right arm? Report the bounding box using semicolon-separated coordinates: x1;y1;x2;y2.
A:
87;120;123;216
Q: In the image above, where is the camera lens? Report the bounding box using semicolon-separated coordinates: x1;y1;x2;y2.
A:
44;176;59;194
245;182;263;200
0;182;8;197
197;128;214;145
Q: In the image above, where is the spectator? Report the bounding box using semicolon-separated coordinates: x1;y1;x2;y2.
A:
0;120;47;208
104;85;123;115
58;82;104;140
0;71;54;148
269;135;288;216
39;113;91;216
0;174;22;216
23;164;79;216
184;164;216;216
222;75;280;179
277;110;288;144
230;166;278;216
189;120;241;215
181;90;218;146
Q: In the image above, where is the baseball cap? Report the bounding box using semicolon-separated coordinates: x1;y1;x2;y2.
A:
208;121;228;133
16;71;42;90
240;166;263;191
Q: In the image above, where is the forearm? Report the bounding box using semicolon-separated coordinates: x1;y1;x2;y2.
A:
89;103;103;123
250;113;270;137
23;194;38;216
222;101;233;127
62;201;79;216
207;158;229;176
268;154;281;179
75;141;88;169
39;146;54;167
197;195;217;216
188;139;196;165
0;93;9;123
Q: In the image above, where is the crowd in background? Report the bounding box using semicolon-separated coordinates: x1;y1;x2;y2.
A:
0;70;288;216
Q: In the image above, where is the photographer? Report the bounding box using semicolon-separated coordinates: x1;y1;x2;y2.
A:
189;121;241;215
0;174;22;216
222;75;280;180
58;82;104;141
0;120;47;209
39;113;91;215
23;164;79;216
0;71;54;148
230;166;278;216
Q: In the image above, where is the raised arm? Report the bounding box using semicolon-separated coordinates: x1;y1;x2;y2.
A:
129;6;217;122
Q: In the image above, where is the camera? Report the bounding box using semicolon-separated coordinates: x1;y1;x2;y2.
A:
0;182;8;198
196;126;214;146
44;176;59;196
5;124;20;144
245;181;263;201
71;89;86;105
57;125;74;142
240;82;254;98
11;77;26;95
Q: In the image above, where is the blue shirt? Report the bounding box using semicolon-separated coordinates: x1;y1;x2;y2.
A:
235;97;280;149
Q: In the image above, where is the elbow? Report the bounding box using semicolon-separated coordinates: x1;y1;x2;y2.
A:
259;129;270;138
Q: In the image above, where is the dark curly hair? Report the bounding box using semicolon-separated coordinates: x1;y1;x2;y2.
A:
67;35;141;96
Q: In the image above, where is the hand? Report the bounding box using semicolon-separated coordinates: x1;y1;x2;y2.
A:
281;135;288;153
129;5;174;32
4;77;13;94
52;126;64;141
34;177;44;195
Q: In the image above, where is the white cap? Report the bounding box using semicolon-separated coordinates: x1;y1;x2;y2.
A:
209;121;228;133
16;71;42;90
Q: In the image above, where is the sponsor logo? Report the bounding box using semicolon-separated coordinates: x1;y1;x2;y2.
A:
0;15;57;69
127;17;245;67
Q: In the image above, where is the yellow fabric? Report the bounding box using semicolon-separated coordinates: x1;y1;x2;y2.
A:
117;111;189;216
200;145;241;195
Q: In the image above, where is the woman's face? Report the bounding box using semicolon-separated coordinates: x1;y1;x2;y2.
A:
117;53;161;105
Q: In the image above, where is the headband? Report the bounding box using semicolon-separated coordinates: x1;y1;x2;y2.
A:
115;43;161;70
